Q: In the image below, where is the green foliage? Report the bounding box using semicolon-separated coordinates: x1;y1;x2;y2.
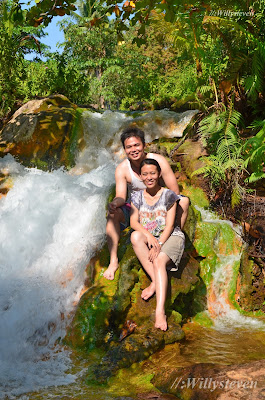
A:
243;120;265;183
0;0;76;117
192;100;247;207
1;0;265;197
0;1;41;116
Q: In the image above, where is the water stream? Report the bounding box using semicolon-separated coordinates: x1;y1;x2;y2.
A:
0;109;198;399
2;109;265;399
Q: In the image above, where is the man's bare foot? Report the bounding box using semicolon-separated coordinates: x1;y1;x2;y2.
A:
155;311;167;331
141;283;156;300
103;260;119;280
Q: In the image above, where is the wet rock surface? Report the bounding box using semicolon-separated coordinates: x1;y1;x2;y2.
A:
66;206;205;383
152;359;265;399
0;95;85;170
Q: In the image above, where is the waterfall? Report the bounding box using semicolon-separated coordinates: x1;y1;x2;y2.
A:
0;109;197;398
195;207;265;331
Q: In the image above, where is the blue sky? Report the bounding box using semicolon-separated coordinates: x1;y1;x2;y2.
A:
41;17;65;53
22;1;68;59
24;16;65;60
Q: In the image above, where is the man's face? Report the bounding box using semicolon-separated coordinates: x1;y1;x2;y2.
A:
124;136;145;161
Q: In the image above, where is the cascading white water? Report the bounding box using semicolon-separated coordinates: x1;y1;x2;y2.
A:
195;206;265;331
0;109;197;398
0;155;116;398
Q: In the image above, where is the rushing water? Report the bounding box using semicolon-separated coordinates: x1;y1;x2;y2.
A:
2;109;265;399
0;155;115;398
0;109;197;398
195;206;265;330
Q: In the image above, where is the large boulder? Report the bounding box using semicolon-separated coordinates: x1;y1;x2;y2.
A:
0;95;85;170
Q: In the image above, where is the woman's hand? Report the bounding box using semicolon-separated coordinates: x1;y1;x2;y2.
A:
146;233;161;261
148;245;161;262
146;233;159;251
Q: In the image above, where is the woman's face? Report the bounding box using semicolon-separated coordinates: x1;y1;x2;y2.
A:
140;164;160;189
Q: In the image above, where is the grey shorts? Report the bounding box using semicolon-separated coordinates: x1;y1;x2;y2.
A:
161;234;185;272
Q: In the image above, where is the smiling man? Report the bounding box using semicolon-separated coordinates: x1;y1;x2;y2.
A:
103;127;189;280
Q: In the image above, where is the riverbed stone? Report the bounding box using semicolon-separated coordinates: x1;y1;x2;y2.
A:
151;359;265;399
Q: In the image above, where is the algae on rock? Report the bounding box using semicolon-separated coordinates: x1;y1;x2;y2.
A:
0;95;86;170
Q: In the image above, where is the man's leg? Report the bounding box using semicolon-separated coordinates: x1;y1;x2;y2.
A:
176;196;190;230
131;230;156;300
104;208;124;280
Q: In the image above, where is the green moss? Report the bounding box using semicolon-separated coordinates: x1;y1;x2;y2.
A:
199;253;219;287
107;364;156;396
160;141;179;154
228;258;244;310
181;183;209;208
130;273;143;304
107;184;116;204
67;107;85;166
171;310;182;324
218;223;242;256
29;158;48;169
194;222;219;256
191;311;214;327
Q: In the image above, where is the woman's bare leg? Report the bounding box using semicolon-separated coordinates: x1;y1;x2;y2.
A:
153;252;171;331
131;231;156;300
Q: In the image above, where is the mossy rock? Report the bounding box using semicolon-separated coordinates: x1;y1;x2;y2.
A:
64;247;120;351
175;138;208;186
83;253;205;383
0;95;85;170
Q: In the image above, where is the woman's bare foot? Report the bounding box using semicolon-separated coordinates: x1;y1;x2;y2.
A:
103;260;119;280
141;283;156;300
155;311;167;331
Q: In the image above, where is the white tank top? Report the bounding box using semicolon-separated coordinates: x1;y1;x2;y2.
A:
127;153;154;201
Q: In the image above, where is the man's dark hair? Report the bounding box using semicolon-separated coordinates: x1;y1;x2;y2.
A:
120;127;145;148
140;158;161;174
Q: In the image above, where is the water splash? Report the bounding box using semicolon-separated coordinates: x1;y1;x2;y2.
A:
195;206;265;330
0;156;115;397
0;109;198;397
72;109;198;173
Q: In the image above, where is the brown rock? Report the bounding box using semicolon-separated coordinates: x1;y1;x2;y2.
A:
0;95;83;170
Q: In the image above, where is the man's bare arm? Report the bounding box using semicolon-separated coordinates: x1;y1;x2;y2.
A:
108;164;127;212
153;154;180;195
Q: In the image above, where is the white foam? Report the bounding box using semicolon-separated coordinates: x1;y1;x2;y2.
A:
0;156;115;397
195;206;265;330
0;109;201;397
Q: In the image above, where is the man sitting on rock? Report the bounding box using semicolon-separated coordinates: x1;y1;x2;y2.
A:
103;127;189;280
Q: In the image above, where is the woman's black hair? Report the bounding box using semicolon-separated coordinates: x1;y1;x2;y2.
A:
120;127;145;148
140;158;161;174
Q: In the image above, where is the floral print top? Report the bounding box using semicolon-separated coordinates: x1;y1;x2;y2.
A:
131;189;181;238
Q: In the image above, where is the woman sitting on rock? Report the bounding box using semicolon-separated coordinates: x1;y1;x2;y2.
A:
130;158;185;331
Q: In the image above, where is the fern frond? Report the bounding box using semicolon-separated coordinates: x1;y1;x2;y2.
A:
244;43;265;100
246;171;265;183
249;119;265;129
243;120;265;180
191;155;226;189
231;183;244;208
198;85;212;94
